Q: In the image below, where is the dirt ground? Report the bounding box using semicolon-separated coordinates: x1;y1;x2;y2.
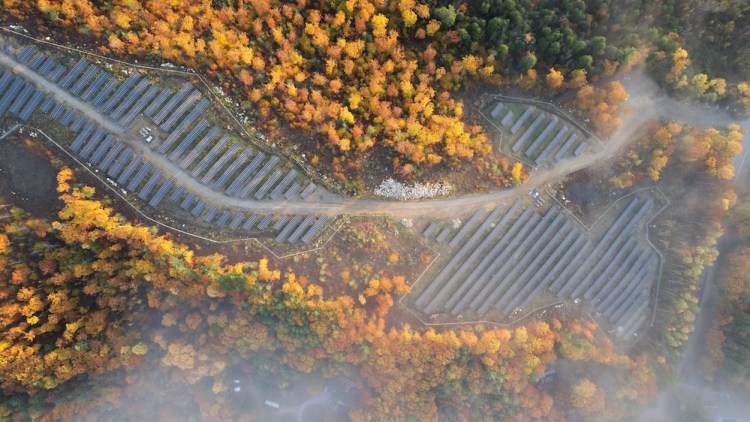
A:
0;131;62;219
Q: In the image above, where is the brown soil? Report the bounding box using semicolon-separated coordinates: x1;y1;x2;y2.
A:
0;131;62;219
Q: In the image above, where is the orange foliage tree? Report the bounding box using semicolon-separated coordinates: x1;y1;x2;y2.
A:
3;0;498;179
0;171;656;419
571;81;629;136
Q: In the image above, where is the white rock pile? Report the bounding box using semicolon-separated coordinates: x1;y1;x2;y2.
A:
374;178;452;200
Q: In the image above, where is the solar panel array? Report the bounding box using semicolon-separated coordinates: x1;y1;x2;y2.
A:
486;102;591;166
415;196;658;339
0;43;331;244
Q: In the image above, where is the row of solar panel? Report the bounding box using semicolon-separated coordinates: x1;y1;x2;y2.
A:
151;114;318;201
9;45;320;203
10;45;206;132
4;45;330;242
68;122;329;242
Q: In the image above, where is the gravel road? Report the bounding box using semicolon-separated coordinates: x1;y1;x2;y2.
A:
2;50;748;218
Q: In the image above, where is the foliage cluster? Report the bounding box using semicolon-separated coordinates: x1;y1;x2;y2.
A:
642;0;750;112
1;0;650;183
0;170;657;420
611;122;742;188
606;123;741;371
700;197;750;392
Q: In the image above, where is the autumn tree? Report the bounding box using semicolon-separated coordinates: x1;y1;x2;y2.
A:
0;170;658;419
545;68;564;91
571;81;629;136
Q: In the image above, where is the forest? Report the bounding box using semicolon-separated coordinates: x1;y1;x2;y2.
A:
0;170;657;420
596;121;741;384
1;0;748;189
0;0;748;419
700;196;750;393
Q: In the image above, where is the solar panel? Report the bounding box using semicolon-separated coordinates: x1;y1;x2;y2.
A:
167;119;209;161
300;183;317;199
143;87;173;118
89;135;115;166
0;71;14;94
254;169;283;199
98;142;126;171
256;215;273;230
435;227;451;243
525;118;559;157
49;103;65;119
216;211;231;227
510;107;533;134
535;126;569;164
170;186;186;202
202;207;218;223
91;77;119;108
101;72;142;114
39;96;56;113
489;102;504;118
27;53;46;70
156;105;209;154
152;82;193;125
200;142;240;184
423;222;438;238
126;162;153;191
224;152;266;196
229;213;246;230
116;155;143;185
301;215;329;244
147;178;174;208
79;129;106;159
69;64;99;96
269;170;298;200
573;141;587;156
238;156;279;199
16;46;35;63
107;148;133;179
272;215;290;231
37;57;57;76
137;171;163;201
501;111;514;127
211;149;252;191
119;84;159;126
178;126;219;168
70;123;96;152
190;135;230;177
18;90;45;121
69;115;87;132
80;71;109;102
59;109;77;126
8;83;35;116
109;78;150;121
512;113;546;153
160;91;202;132
287;215;316;244
554;134;578;162
242;215;259;230
275;215;303;243
191;200;207;217
59;58;89;90
46;65;66;83
180;193;197;209
284;183;302;200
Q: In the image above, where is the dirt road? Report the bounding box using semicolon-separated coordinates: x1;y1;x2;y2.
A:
2;51;748;218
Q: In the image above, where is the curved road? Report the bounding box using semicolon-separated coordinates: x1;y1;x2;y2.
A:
2;50;748;218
